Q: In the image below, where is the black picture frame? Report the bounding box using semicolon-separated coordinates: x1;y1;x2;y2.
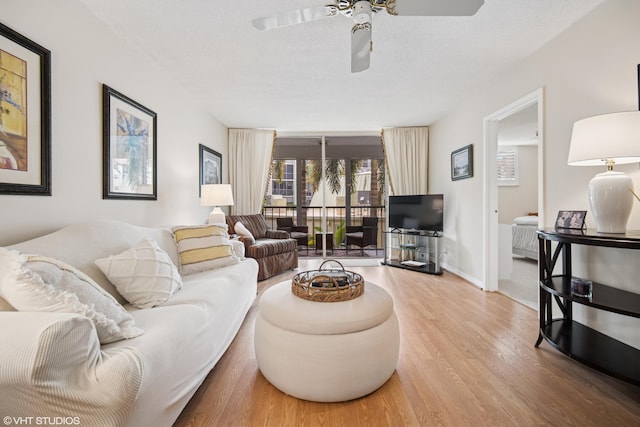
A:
555;210;587;230
199;144;222;195
451;144;473;181
103;84;157;200
0;22;51;195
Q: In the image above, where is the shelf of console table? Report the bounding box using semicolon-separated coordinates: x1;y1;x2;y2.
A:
536;229;640;386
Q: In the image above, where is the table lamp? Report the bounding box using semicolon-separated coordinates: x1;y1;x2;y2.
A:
201;184;234;225
567;111;640;233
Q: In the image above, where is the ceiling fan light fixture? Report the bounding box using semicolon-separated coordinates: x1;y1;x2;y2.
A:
353;1;372;24
254;0;485;71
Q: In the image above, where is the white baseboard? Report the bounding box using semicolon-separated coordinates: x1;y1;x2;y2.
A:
441;263;485;290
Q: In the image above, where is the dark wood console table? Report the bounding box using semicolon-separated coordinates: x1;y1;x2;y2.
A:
536;228;640;385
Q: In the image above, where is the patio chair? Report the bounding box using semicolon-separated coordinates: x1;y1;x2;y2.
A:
345;217;378;255
276;217;309;254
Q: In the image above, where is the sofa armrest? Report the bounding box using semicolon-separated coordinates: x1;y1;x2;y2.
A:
265;230;290;239
345;226;361;233
0;312;142;423
230;239;246;259
291;226;309;234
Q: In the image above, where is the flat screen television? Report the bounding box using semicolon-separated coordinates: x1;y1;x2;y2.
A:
388;194;444;232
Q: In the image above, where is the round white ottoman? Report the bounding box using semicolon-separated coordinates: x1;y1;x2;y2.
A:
254;281;400;402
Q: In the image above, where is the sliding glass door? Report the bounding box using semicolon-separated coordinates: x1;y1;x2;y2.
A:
263;136;384;258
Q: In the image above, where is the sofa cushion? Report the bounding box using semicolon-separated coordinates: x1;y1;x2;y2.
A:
227;215;268;239
95;238;183;309
247;238;297;259
0;248;144;344
172;225;240;275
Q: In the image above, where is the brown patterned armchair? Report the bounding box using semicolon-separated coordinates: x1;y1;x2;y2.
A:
226;214;298;281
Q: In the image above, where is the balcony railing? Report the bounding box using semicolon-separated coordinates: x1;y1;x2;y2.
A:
262;205;385;250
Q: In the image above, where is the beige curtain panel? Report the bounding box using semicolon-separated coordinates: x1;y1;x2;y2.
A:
229;129;276;215
382;127;429;195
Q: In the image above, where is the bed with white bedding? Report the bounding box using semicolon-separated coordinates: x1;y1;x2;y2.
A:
511;215;539;260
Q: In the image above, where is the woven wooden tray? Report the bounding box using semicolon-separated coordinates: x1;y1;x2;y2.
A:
291;259;364;302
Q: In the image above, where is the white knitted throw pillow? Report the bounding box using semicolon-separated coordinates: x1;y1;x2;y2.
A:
95;238;183;309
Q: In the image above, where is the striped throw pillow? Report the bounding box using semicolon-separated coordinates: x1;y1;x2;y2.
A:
172;225;240;275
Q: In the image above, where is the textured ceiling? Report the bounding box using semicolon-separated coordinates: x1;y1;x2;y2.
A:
77;0;606;133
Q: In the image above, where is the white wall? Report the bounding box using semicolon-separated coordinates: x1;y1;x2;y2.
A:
429;0;640;347
0;0;228;246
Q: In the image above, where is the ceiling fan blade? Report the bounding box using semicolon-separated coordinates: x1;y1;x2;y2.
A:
390;0;484;16
351;23;371;73
252;6;337;31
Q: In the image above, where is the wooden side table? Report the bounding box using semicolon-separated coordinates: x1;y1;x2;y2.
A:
315;232;334;254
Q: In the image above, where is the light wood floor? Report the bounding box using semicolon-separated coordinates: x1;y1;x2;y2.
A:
174;264;640;426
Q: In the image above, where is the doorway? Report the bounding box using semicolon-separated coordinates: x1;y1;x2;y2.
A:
483;89;544;307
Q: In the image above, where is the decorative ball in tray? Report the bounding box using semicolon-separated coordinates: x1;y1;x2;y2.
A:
291;259;364;302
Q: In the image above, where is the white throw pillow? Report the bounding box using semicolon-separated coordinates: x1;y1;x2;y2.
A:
172;224;240;275
0;247;143;344
234;221;255;244
95;238;183;309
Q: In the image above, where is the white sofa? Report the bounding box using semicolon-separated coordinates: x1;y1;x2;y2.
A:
0;220;258;427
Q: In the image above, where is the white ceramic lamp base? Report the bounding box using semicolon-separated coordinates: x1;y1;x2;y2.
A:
208;207;226;225
589;170;633;234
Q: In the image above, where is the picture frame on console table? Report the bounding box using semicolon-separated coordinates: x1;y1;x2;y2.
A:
451;144;473;181
555;210;587;230
0;23;51;195
199;144;222;195
102;84;157;200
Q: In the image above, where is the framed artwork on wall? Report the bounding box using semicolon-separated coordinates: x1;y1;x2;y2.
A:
0;22;51;195
451;144;473;181
102;84;157;200
199;144;221;195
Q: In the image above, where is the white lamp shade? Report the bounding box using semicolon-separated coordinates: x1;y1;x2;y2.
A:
568;111;640;166
200;184;234;207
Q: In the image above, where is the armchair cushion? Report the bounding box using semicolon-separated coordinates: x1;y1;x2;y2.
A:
247;239;297;259
265;230;290;239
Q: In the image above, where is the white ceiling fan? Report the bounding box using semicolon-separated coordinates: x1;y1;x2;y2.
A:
252;0;485;73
